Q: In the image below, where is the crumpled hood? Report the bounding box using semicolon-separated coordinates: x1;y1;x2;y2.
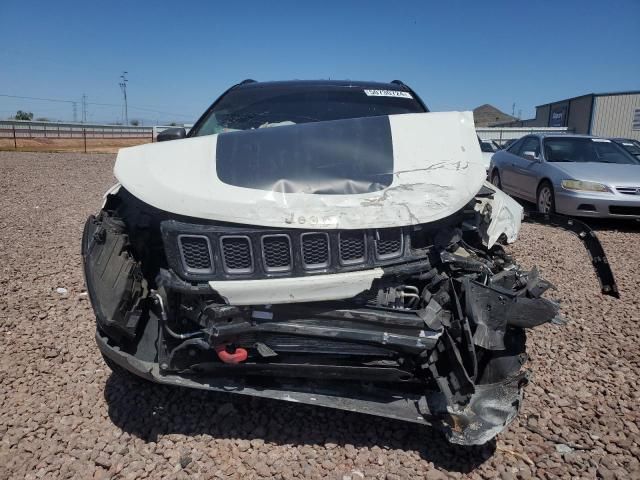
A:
114;111;486;229
552;162;640;186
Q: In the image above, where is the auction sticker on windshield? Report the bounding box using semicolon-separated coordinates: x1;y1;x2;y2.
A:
364;89;413;98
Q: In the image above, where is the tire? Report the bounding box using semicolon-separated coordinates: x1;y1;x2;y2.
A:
491;171;502;189
536;181;555;214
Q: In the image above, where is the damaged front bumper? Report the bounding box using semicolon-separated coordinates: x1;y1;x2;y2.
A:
82;183;570;445
95;328;529;445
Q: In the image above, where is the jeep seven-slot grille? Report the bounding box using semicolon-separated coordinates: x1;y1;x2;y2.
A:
262;235;292;271
339;231;366;264
375;229;403;259
221;236;253;273
179;236;213;272
301;233;330;268
167;224;413;280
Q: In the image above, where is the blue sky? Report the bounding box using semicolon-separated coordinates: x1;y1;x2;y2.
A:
1;0;638;124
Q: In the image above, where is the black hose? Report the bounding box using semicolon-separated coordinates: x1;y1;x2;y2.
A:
151;291;204;340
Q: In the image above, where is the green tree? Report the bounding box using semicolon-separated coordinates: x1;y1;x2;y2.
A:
130;119;140;126
14;110;34;121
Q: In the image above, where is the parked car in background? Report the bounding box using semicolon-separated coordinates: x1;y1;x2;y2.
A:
501;138;519;150
490;134;640;218
611;138;640;160
478;136;496;171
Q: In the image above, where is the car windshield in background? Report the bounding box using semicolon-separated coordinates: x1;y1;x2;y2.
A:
619;141;640;157
543;137;640;164
193;85;426;136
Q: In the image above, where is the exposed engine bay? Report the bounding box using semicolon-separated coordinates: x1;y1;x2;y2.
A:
82;112;616;445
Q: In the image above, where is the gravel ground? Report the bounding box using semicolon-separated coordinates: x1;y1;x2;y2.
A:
0;137;150;154
1;151;638;479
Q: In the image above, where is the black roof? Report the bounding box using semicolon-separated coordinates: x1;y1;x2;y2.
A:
233;79;414;92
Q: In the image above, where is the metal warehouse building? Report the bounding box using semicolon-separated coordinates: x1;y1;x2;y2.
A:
499;91;640;140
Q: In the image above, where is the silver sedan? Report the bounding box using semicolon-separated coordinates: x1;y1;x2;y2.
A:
489;134;640;218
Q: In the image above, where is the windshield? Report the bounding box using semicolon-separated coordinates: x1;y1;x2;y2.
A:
543;137;640;164
192;85;426;136
618;140;640;157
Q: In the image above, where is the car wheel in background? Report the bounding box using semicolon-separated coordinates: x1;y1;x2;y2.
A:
537;181;555;214
491;171;502;189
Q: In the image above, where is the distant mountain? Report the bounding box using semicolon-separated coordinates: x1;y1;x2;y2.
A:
473;104;516;127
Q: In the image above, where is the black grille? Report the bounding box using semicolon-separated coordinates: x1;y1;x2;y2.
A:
301;233;330;268
221;236;253;272
163;220;425;281
339;231;366;264
179;236;213;272
375;229;403;259
616;186;640;195
262;235;292;271
609;206;640;216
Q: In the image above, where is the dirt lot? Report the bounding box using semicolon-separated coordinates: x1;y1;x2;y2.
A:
1;151;639;479
0;137;151;154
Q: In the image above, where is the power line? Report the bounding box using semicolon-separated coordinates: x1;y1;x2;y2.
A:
0;94;74;104
0;93;193;118
86;100;191;117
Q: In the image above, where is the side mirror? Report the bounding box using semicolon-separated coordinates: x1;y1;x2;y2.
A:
522;151;539;161
157;127;187;142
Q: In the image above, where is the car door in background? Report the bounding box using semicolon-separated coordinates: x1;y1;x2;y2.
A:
499;137;525;193
510;136;542;201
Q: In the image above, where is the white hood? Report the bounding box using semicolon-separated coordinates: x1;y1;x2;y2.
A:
114;111;486;229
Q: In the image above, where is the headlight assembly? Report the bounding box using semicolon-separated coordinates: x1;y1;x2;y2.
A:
561;180;611;193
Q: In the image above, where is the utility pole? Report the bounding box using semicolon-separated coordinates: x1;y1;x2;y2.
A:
72;102;78;122
119;71;129;125
511;102;516;117
81;94;87;123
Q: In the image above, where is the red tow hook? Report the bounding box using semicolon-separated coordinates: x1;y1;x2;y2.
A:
215;344;248;364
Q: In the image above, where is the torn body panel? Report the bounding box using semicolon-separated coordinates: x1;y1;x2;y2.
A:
523;212;619;298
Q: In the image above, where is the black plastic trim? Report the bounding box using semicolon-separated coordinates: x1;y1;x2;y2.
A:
523;212;619;298
160;220;436;283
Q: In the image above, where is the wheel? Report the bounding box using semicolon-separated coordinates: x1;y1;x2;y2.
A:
536;181;555;214
491;171;502;189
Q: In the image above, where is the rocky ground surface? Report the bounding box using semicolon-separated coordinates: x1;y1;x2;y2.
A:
0;151;638;479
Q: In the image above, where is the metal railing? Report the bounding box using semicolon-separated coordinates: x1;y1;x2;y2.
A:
0;120;187;152
1;120;572;153
0;119;153;140
477;126;570;146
